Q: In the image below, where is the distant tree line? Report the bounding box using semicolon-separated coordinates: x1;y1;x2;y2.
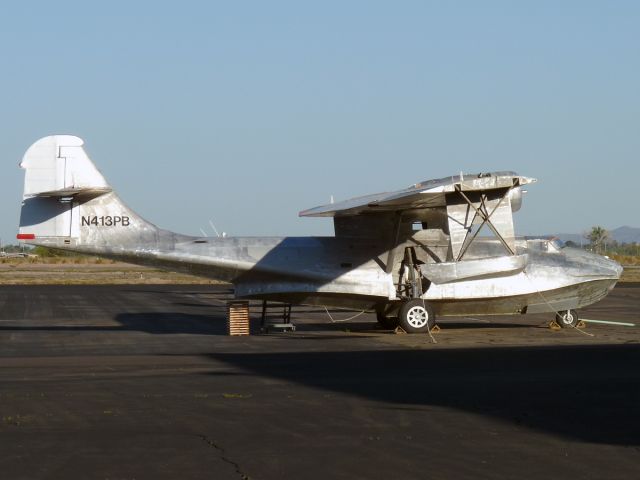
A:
564;226;640;256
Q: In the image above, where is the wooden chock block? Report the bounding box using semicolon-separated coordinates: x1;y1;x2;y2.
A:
227;301;250;336
548;320;561;331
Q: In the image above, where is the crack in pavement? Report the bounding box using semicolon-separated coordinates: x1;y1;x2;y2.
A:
198;434;250;479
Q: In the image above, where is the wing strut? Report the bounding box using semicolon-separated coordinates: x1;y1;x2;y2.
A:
453;185;516;260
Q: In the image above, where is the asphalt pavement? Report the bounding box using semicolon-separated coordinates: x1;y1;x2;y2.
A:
0;284;638;479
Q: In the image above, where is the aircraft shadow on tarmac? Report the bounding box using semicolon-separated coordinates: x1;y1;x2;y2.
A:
113;312;229;335
204;344;640;446
0;310;540;336
0;313;231;336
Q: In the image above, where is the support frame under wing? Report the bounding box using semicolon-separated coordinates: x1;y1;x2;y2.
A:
446;185;517;261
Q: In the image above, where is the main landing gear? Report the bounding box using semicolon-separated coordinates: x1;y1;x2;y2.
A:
376;246;438;334
376;299;437;334
398;299;436;334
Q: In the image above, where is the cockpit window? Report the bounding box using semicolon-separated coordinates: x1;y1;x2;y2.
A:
549;239;565;251
526;238;565;253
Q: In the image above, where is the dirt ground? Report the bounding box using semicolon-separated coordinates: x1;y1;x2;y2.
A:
0;261;217;285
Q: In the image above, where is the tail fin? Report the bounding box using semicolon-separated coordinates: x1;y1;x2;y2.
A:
18;135;160;252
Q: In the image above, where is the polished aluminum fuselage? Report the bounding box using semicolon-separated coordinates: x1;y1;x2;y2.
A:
58;220;621;316
17;136;622;318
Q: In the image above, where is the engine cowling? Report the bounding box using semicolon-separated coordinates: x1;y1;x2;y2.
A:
509;187;524;212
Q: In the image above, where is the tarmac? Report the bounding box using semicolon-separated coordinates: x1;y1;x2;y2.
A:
0;283;638;479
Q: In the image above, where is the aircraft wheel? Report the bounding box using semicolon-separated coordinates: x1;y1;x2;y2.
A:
398;299;436;334
556;309;579;328
376;311;399;329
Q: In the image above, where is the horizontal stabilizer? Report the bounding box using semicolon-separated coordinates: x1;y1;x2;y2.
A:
34;186;112;198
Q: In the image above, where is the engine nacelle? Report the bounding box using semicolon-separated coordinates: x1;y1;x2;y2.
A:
509;187;524;212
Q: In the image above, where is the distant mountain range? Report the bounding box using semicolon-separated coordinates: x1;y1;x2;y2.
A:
552;226;640;245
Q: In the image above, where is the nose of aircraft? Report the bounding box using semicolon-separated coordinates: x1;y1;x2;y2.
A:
594;254;623;280
607;257;624;280
565;248;623;281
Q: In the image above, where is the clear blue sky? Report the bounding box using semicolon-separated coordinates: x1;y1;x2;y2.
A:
1;1;638;244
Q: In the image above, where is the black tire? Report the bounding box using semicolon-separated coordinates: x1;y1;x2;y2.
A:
376;311;399;329
398;299;436;334
556;309;579;328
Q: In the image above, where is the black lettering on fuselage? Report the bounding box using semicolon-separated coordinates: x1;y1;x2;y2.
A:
81;216;131;227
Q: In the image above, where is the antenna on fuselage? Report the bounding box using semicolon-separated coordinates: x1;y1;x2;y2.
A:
208;220;221;237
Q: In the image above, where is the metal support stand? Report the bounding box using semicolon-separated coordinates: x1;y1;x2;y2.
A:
260;301;295;333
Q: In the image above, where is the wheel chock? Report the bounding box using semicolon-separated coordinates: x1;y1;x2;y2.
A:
393;325;440;334
548;320;561;331
577;320;586;329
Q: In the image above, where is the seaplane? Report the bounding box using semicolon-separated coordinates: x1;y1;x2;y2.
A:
16;135;622;333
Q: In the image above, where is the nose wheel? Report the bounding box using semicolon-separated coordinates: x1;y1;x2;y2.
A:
556;309;579;328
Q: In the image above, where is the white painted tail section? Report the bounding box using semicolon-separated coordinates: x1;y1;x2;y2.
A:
17;135;172;260
18;135;112;241
17;135;161;249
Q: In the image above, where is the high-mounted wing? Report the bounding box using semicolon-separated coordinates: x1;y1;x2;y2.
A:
299;172;536;218
301;172;537;263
